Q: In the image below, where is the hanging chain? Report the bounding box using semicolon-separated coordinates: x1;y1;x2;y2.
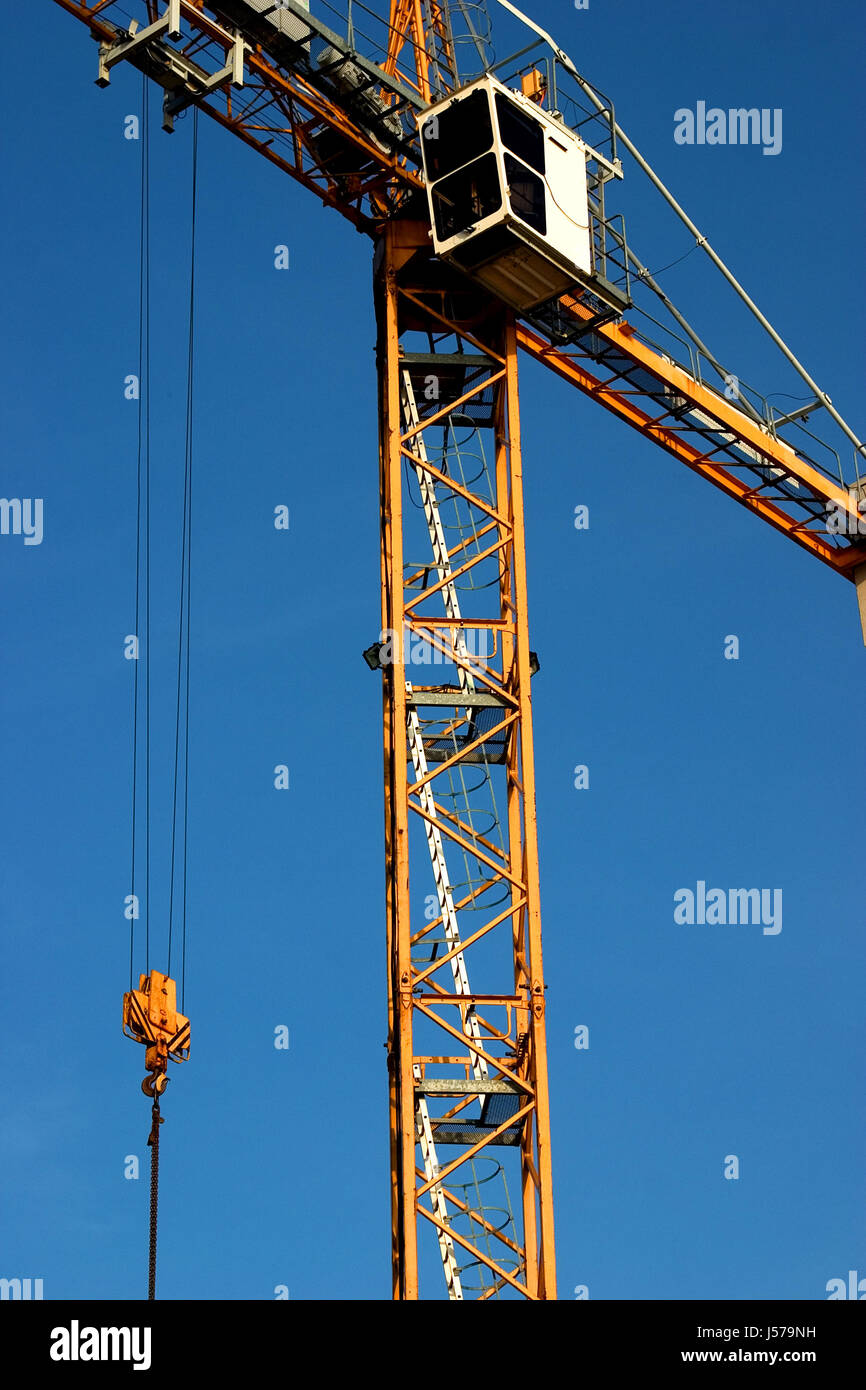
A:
147;1095;163;1300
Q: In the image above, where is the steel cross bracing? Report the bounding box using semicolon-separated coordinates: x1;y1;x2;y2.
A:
403;365;526;1297
53;0;428;231
378;221;555;1298
52;1;866;602
517;298;866;581
383;0;457;100
400;371;477;692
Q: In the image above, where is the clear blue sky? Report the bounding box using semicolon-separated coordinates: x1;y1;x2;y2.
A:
1;0;863;1300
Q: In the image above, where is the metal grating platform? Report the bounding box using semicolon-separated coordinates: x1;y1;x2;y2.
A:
422;702;510;765
431;1089;524;1146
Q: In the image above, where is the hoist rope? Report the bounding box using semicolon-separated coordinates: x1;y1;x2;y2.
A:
130;72;151;990
144;87;152;977
168;106;197;1010
127;89;199;1299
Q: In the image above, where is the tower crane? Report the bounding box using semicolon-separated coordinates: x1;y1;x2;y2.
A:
48;0;866;1302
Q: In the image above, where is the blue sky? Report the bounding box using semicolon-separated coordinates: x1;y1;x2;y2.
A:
1;0;863;1300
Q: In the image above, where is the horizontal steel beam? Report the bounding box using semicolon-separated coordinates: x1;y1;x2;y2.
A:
407;690;508;707
416;1079;521;1094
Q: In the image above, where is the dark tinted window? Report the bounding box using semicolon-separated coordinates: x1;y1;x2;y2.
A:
495;93;545;174
422;89;493;181
504;154;546;235
432;153;502;241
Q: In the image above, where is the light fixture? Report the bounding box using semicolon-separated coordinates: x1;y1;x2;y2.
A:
363;642;384;671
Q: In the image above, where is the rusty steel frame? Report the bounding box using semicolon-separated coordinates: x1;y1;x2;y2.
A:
377;222;556;1299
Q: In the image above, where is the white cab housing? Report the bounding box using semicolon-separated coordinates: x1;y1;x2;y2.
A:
418;74;593;311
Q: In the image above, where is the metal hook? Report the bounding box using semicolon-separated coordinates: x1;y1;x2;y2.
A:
141;1071;169;1098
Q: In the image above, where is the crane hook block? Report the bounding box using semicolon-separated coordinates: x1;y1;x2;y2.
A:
123;971;190;1097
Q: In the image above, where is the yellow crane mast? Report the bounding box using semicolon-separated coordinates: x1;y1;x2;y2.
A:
377;221;556;1297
